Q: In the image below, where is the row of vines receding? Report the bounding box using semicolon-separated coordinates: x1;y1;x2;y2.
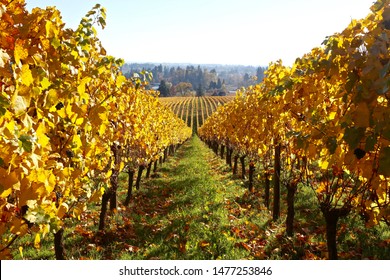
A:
0;0;192;259
198;0;390;260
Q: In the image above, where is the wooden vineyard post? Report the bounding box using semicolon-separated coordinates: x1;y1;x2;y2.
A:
264;171;270;209
163;149;168;163
233;155;239;175
240;155;246;179
99;190;111;230
135;165;145;190
320;206;350;260
248;161;255;192
227;148;233;168
273;143;281;221
109;144;121;211
153;161;158;173
124;169;135;206
146;162;152;178
286;181;298;236
54;228;65;260
99;143;120;230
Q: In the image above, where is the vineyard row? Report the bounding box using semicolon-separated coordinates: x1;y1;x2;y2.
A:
199;1;389;260
0;1;192;259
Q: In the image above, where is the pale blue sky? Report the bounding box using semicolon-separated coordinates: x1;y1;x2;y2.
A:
25;0;374;66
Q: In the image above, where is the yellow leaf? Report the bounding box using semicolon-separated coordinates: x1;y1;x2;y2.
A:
27;169;55;192
30;169;45;183
57;203;68;219
119;161;125;172
46;89;58;108
45;21;52;37
65;102;74;119
337;37;344;48
3;119;15;139
116;75;126;88
40;77;51;90
72;134;82;150
319;159;329;170
99;123;107;135
36;122;50;148
14;40;28;65
98;107;108;122
73;207;82;220
0;185;13;198
71;50;78;59
13;95;28;115
62;167;72;177
57;107;66;118
77;77;91;101
34;233;41;249
89;187;104;203
45;20;58;38
47;172;56;193
75;117;84;125
20;64;33;86
328;111;336;120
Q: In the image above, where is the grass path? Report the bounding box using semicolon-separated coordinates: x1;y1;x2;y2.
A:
111;135;256;260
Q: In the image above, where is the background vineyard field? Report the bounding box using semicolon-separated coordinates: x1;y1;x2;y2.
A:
160;96;234;133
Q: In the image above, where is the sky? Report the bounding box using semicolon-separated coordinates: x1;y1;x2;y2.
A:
25;0;375;66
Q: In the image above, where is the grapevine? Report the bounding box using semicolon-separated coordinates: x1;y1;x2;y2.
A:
199;0;389;259
0;0;191;259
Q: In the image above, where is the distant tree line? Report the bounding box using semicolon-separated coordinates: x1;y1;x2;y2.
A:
122;63;267;97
